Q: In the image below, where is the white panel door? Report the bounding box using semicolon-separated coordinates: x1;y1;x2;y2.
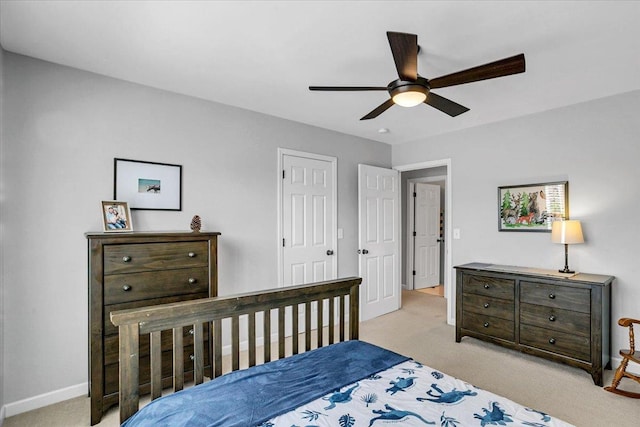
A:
414;183;441;289
358;164;400;321
282;154;335;286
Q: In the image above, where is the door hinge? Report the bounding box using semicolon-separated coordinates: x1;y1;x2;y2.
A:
413;231;416;237
412;270;416;276
413;192;417;198
282;238;285;247
282;170;285;179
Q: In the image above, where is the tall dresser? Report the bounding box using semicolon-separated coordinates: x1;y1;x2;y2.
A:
87;231;220;425
455;263;613;386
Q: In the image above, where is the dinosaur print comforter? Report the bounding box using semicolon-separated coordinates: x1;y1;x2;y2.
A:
122;340;574;427
263;358;575;427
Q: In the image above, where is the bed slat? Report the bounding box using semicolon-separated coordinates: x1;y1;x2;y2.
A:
317;299;323;348
278;307;285;358
339;295;345;342
263;309;271;363
213;321;222;377
231;316;240;371
292;304;299;354
328;297;335;344
150;331;162;400
173;328;184;391
305;301;312;351
193;323;204;385
248;313;256;367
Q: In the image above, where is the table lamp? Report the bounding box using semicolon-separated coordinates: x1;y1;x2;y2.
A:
551;220;584;274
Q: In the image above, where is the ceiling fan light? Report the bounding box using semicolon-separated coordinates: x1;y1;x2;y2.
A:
392;90;427;107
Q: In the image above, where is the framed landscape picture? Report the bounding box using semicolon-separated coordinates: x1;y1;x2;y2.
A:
114;158;182;210
498;181;568;232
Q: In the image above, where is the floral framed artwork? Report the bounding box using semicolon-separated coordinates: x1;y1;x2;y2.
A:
101;201;133;232
114;158;182;210
498;181;568;232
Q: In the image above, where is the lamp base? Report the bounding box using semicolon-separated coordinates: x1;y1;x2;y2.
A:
558;267;575;274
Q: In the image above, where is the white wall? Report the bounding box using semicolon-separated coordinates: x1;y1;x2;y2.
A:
393;89;640;359
0;52;390;411
0;44;6;421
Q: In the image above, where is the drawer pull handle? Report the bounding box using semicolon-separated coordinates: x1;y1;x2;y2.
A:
549;338;556;345
122;256;132;263
483;322;490;328
188;252;197;258
549;315;556;322
483;303;490;309
188;278;197;285
122;285;132;292
548;293;556;299
483;284;490;289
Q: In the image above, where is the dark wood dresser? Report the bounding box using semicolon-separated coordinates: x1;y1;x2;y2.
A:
455;262;613;386
87;231;220;425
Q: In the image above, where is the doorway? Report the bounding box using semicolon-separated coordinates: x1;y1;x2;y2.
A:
407;181;443;291
396;159;454;326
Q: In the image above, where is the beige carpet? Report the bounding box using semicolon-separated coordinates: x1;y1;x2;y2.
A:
4;290;638;426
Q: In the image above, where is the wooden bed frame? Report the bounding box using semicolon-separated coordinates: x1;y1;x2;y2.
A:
110;277;362;424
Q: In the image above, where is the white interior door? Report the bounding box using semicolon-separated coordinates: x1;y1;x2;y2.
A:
358;164;400;321
413;183;441;289
281;151;336;286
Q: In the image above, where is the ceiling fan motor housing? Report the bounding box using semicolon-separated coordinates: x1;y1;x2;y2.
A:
388;76;430;106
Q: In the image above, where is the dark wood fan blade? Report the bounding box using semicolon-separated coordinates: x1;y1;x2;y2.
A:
424;92;470;117
429;53;525;89
309;86;387;91
360;98;395;120
387;31;418;81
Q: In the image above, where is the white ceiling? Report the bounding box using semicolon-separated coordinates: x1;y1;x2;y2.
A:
1;1;639;145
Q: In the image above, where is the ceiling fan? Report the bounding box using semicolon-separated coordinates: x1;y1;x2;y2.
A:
309;31;525;120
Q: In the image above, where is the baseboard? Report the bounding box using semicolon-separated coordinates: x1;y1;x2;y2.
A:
0;404;6;426
4;383;86;418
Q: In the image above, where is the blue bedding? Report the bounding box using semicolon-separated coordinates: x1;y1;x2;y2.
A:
122;340;409;427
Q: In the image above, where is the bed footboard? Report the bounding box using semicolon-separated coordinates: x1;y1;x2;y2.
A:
110;277;361;424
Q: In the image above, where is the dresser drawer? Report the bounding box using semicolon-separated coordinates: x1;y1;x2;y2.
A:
462;293;514;321
104;242;208;274
520;302;590;336
462;275;515;300
520;281;590;313
462;311;514;341
104;267;209;305
520;324;590;361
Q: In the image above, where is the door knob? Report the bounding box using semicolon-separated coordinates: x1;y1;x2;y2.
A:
326;250;334;256
362;249;369;254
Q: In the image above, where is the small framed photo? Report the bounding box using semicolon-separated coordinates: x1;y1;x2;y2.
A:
498;181;568;232
101;201;133;232
114;158;182;211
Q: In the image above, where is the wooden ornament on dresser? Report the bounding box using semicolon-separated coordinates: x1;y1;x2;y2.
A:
190;215;201;232
86;231;220;425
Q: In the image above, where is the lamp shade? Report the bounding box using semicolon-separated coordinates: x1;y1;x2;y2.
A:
551;220;584;244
